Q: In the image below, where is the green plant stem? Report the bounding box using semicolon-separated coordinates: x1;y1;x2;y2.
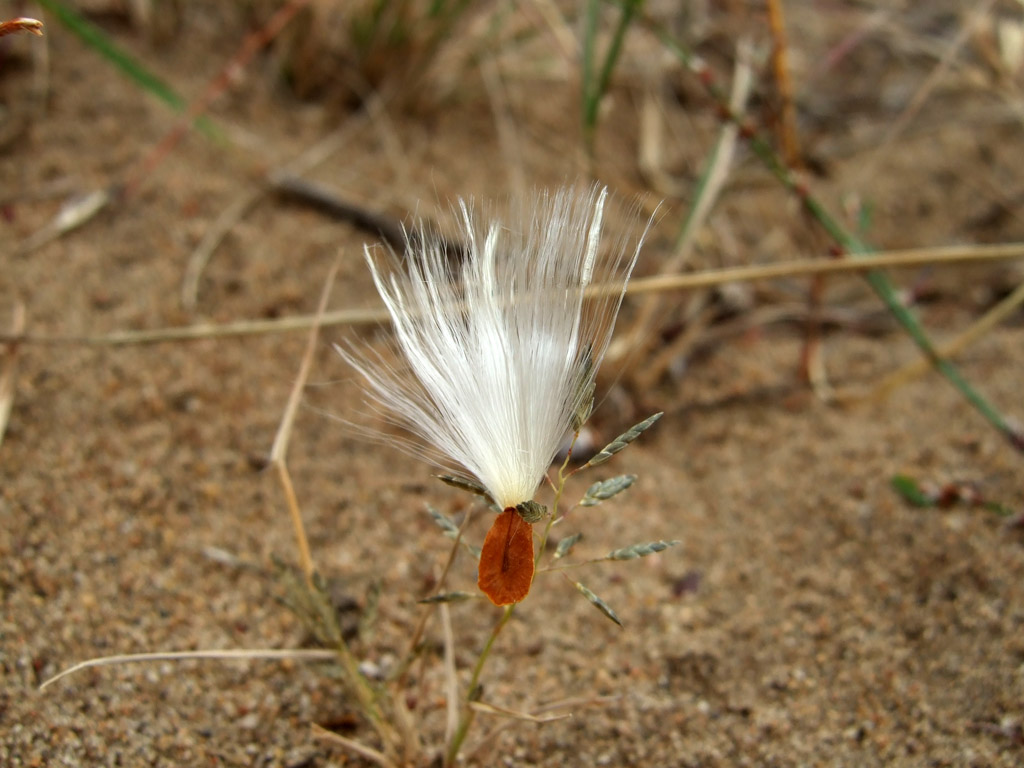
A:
444;604;515;766
640;10;1019;449
538;431;578;558
581;0;644;157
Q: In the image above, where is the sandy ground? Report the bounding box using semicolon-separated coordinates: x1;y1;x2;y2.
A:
2;3;1024;766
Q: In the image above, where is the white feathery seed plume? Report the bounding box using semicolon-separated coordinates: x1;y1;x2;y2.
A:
339;185;644;512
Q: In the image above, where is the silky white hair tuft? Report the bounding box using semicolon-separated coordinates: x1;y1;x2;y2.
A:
339;185;646;510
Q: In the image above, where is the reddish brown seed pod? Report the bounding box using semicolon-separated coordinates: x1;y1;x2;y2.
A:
478;508;534;606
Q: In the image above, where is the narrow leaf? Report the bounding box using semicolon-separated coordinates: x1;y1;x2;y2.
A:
584;413;662;468
426;506;460;537
36;0;218;138
418;591;477;604
574;581;623;627
553;532;583;560
580;474;636;507
437;474;493;503
890;475;935;508
607;540;680;561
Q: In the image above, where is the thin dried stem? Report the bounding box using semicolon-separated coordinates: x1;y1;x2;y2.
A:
621;243;1024;296
1;243;1022;348
766;0;830;396
468;700;571;723
463;694;620;762
311;723;398;768
766;0;801;167
441;604;459;748
39;648;337;691
396;507;475;685
270;260;340;585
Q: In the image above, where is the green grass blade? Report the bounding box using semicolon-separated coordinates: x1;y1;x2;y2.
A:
37;0;219;139
581;0;644;155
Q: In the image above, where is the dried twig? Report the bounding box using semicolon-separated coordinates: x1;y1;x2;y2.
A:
766;0;830;397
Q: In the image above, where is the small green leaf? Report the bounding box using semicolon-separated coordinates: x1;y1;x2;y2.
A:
418;591;477;604
553;532;583;560
426;506;460;538
465;543;482;561
437;474;493;503
607;539;680;561
580;474;636;507
515;499;547;523
574;581;623;627
890;475;935;508
584;412;663;468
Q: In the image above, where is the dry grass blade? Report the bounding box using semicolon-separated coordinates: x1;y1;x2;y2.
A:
0;303;26;449
180;187;264;312
620;243;1024;296
39;648;337;690
270;260;340;584
311;723;398;768
464;694;620;763
0;305;390;346
766;0;800;167
468;700;572;723
441;603;459;748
